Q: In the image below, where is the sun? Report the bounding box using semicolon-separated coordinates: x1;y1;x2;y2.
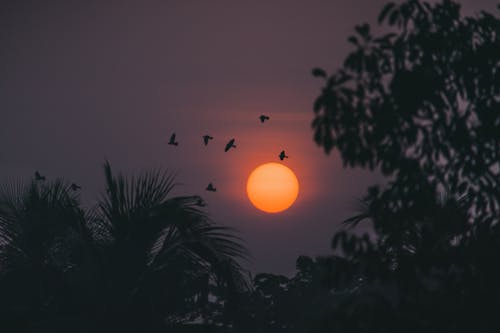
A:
246;162;299;213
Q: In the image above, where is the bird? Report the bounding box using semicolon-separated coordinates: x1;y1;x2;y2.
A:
279;150;289;161
259;115;270;123
206;183;217;192
34;171;45;181
70;183;81;191
203;135;213;146
224;139;236;152
168;133;179;146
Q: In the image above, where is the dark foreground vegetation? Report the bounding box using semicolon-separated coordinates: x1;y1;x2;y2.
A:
1;1;499;332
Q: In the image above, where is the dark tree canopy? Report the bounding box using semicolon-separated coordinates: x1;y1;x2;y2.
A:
308;2;500;331
312;0;500;217
0;164;249;333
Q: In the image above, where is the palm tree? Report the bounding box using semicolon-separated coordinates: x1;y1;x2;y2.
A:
0;163;249;332
86;162;249;332
0;179;91;331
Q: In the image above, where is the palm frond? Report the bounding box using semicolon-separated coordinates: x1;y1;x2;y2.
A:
95;162;250;296
99;161;177;241
150;196;250;291
0;178;87;277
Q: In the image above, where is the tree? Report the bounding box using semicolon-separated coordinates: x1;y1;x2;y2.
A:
88;162;249;332
311;1;500;331
0;180;93;332
324;186;500;332
0;163;249;332
312;0;500;219
233;255;355;333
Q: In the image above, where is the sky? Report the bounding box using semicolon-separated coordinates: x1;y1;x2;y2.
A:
0;0;496;275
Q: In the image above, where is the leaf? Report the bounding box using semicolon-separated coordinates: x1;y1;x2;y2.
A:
313;96;324;113
378;2;396;24
458;182;468;195
388;9;399;26
311;67;327;78
355;23;370;38
332;231;347;250
348;36;359;46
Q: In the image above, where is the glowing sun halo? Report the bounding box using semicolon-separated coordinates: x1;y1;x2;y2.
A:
246;163;299;213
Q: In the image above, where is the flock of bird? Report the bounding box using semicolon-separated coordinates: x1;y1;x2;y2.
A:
33;114;289;197
169;114;289;193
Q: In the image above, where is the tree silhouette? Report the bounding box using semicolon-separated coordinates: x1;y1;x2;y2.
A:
312;0;500;218
0;163;249;332
89;162;249;332
0;180;93;331
309;1;500;332
231;255;357;333
319;184;500;332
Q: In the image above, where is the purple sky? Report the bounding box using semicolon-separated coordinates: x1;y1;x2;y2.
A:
1;0;496;275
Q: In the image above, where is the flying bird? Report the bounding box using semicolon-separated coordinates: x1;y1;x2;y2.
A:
206;183;217;192
34;171;45;181
70;183;81;191
279;150;289;161
168;133;179;146
203;135;213;146
224;139;236;152
259;115;270;123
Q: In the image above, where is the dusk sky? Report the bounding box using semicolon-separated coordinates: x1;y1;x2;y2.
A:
1;0;496;275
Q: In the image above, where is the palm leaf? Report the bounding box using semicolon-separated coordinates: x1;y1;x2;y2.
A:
91;162;250;317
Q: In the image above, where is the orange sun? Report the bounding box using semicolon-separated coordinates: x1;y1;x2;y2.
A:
246;162;299;213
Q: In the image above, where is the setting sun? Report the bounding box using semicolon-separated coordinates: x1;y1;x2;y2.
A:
246;162;299;213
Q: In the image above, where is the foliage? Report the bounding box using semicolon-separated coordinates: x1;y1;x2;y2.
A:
0;163;249;332
91;162;248;330
321;185;500;332
0;180;90;332
312;0;500;217
232;255;355;333
308;1;500;331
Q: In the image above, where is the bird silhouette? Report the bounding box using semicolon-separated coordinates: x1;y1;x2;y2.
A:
70;183;81;191
168;133;179;146
206;183;217;192
203;135;213;146
224;139;236;152
259;115;270;123
279;150;289;160
34;171;45;181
